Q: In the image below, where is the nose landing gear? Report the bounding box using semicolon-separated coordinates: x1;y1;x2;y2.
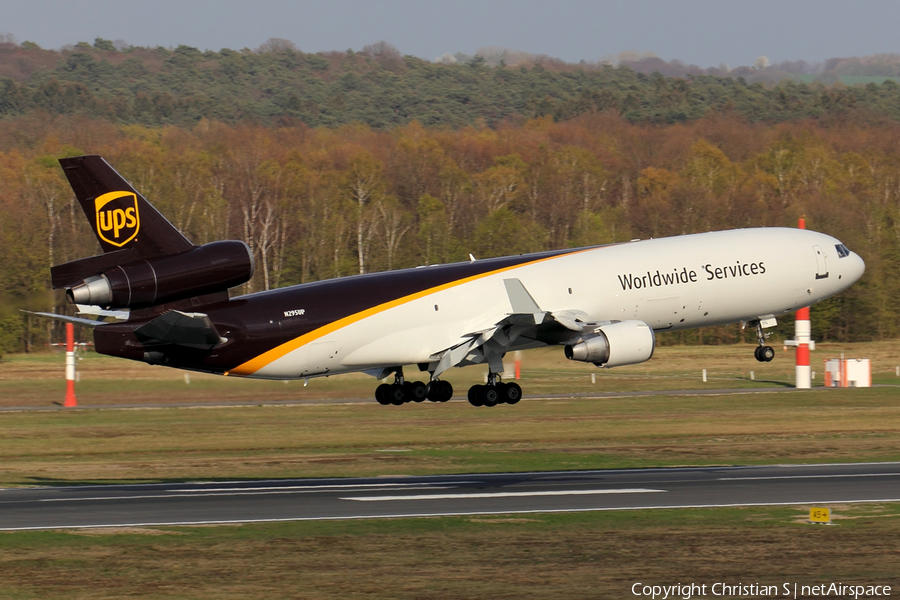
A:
754;345;776;362
750;320;775;363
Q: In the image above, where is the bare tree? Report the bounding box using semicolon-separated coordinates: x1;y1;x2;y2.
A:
377;196;411;270
344;151;386;274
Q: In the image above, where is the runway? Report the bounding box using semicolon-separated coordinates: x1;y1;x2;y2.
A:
1;462;899;530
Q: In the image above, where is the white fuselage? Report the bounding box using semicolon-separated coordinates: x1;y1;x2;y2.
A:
238;228;864;379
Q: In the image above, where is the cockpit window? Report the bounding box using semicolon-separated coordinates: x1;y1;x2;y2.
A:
835;244;850;258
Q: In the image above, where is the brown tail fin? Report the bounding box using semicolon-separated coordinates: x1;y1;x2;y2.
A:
52;155;196;289
59;155;194;257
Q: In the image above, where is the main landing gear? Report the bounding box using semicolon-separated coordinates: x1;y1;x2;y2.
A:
373;368;524;407
752;320;775;363
467;372;521;408
374;369;453;405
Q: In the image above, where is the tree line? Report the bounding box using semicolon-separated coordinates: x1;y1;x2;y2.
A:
3;40;900;130
1;111;897;354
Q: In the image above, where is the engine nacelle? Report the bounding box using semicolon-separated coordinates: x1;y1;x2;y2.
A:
564;320;656;368
66;240;254;309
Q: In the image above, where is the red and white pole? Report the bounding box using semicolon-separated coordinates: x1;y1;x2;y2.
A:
64;322;78;407
795;218;812;389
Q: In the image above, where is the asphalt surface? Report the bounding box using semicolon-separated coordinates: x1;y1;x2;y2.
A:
1;462;899;530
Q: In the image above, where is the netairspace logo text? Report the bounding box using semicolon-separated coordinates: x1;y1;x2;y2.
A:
632;582;891;599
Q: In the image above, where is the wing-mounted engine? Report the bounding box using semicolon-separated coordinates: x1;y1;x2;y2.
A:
62;240;254;309
564;320;656;368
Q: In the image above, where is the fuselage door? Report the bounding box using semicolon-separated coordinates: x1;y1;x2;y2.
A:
813;245;829;279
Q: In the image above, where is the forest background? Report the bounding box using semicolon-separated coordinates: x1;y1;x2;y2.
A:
1;39;899;354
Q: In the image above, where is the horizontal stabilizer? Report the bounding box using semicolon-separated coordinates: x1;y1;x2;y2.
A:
24;311;102;328
75;305;130;323
134;311;225;349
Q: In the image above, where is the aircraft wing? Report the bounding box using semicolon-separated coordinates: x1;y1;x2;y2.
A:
429;278;605;378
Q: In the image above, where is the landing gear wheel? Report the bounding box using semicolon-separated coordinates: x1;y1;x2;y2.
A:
754;346;775;362
468;385;484;407
481;385;500;407
751;320;775;363
495;382;508;404
503;382;522;404
406;381;428;402
375;383;392;405
389;384;407;405
428;380;453;402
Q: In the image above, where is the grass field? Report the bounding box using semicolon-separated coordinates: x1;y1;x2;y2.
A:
2;340;899;408
1;343;899;598
1;385;900;487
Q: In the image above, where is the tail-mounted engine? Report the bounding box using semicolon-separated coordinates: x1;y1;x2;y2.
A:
65;240;254;309
564;320;656;368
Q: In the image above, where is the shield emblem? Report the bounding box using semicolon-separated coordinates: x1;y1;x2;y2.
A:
95;191;140;248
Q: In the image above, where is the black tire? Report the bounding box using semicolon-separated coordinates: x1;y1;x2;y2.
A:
481;385;499;407
503;382;522;404
375;383;392;405
468;385;484;407
407;381;428;402
389;384;406;405
754;346;764;362
438;380;453;402
495;382;508;404
761;346;775;362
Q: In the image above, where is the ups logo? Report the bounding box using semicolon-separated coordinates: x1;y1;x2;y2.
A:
95;191;140;247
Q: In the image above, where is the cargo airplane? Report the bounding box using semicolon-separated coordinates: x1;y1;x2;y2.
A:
38;156;865;407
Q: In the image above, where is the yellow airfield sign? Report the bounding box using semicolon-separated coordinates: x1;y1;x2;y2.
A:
809;507;831;524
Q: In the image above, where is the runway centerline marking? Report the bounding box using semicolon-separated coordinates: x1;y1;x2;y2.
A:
342;488;666;501
166;481;476;493
36;484;459;503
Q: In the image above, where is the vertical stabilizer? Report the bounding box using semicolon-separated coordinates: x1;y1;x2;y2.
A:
59;155;194;258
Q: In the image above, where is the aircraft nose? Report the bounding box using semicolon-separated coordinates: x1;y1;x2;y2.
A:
845;252;865;286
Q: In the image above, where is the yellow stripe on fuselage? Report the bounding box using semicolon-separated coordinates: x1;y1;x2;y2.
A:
226;249;592;376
